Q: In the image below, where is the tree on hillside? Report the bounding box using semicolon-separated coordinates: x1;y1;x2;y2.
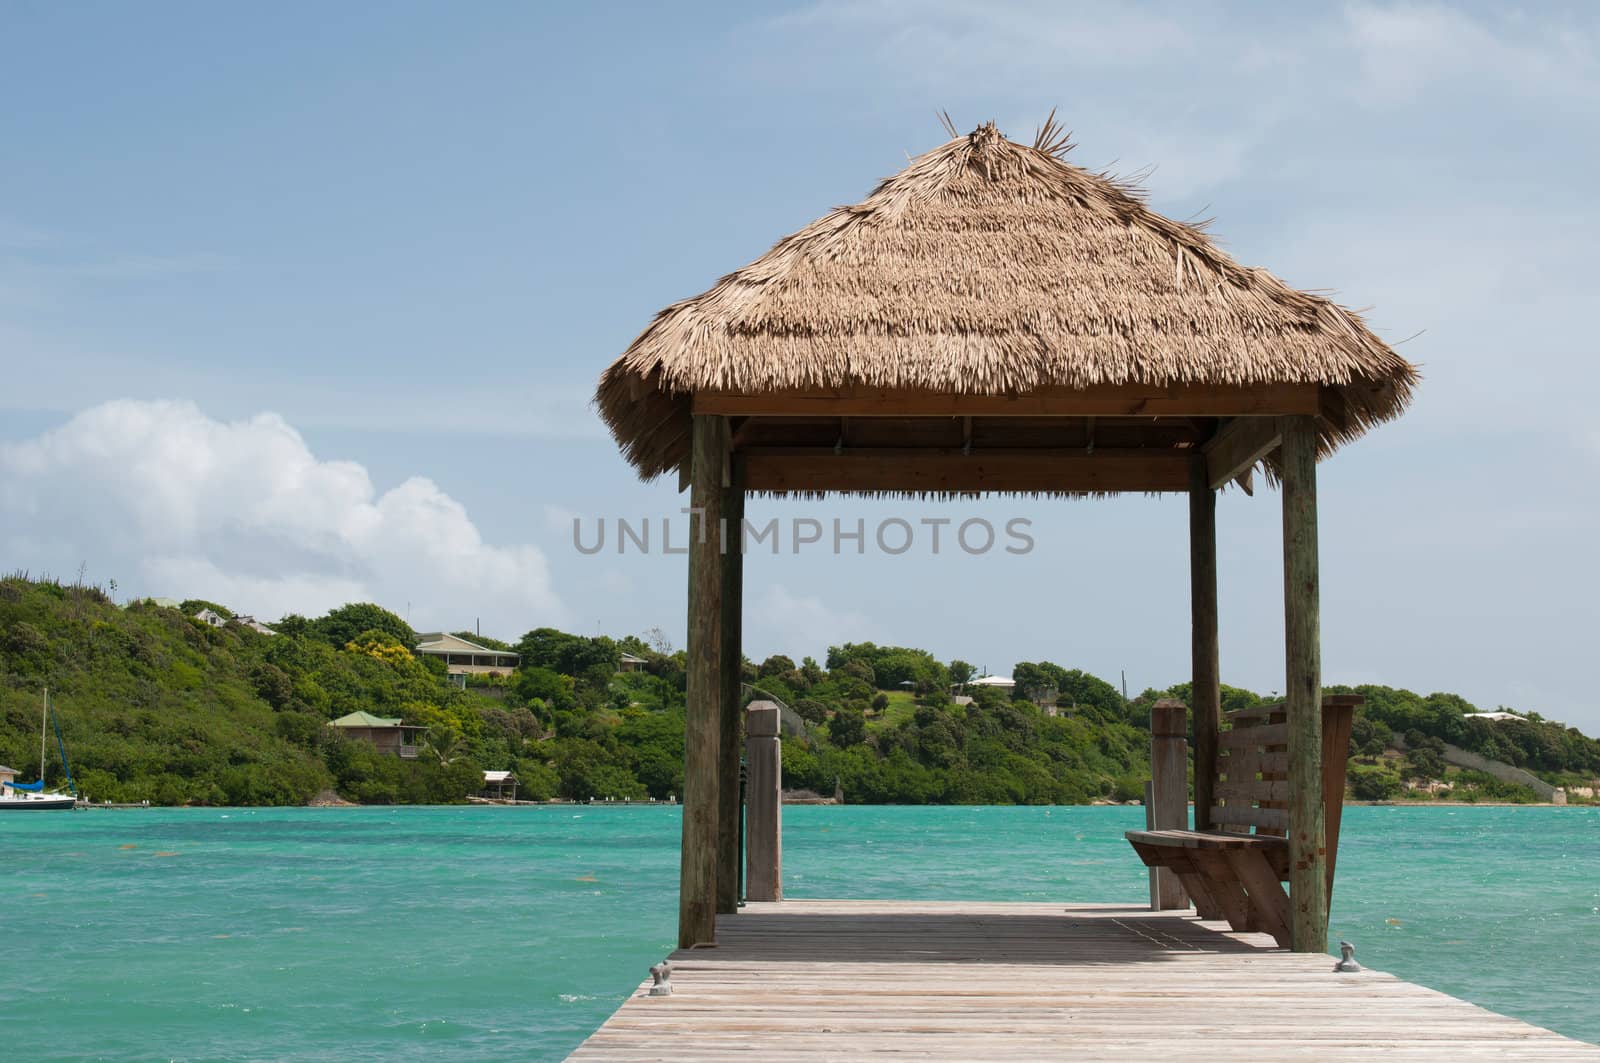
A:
759;655;796;678
793;699;828;725
829;706;866;748
948;660;976;687
644;626;674;655
1013;662;1124;722
314;603;415;650
180;599;232;619
273;613;312;638
345;629;416;667
515;666;574;712
838;659;876;687
248;662;295;710
515;627;620;677
829;642;948;689
616;634;651;658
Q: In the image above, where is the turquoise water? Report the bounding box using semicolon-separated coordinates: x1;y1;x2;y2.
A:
3;805;1596;1060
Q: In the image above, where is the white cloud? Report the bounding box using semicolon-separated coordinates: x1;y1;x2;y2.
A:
746;583;873;663
0;330;604;440
543;503;582;536
1343;3;1600;104
0;399;566;637
747;1;1600;198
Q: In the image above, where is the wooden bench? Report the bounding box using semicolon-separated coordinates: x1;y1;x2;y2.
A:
1125;694;1361;947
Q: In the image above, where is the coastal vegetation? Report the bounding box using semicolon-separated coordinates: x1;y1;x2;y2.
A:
1;574;1596;806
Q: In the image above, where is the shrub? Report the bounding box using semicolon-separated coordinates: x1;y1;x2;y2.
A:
793;699;828;725
1348;764;1402;801
829;706;866;748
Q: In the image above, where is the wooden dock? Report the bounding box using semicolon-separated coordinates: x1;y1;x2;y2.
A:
571;899;1600;1060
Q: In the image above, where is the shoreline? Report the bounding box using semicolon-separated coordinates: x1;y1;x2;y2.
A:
65;798;1596;811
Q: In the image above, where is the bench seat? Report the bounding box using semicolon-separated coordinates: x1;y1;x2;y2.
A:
1124;829;1286;851
1124;695;1361;947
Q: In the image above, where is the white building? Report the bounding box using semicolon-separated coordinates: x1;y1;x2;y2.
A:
968;675;1016;691
414;633;520;685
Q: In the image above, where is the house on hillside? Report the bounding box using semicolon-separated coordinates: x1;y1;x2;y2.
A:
968;675;1016;692
194;607;275;635
619;652;647;673
413;633;520;687
327;711;427;758
134;597;182;609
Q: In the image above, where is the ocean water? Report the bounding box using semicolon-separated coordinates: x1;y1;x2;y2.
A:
2;804;1596;1060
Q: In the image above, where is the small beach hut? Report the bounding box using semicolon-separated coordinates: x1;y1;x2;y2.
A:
482;770;518;801
595;119;1417;952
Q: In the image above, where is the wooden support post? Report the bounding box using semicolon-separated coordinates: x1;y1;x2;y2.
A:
716;450;745;915
1321;698;1358;908
1280;415;1325;953
1148;700;1189;910
1188;457;1221;831
744;701;782;902
1225;848;1292;948
1143;782;1159;909
679;415;726;948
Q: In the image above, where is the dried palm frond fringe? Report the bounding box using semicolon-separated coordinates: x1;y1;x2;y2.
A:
595;120;1419;492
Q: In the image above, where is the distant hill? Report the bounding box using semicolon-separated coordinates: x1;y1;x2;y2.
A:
2;574;1595;806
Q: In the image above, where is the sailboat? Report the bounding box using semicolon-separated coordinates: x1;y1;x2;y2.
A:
0;688;79;810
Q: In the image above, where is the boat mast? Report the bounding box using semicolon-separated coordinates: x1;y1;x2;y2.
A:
40;686;49;784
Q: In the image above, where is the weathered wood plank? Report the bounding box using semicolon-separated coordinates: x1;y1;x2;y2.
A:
741;448;1190;493
570;899;1600;1061
1217;779;1290;803
693;382;1323;418
1211;804;1289;831
1323;698;1358;905
1227;847;1293;947
1204;416;1283;489
1222;750;1290;777
1220;722;1289;749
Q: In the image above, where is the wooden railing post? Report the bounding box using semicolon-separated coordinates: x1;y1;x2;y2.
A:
744;701;782;902
1148;699;1189;910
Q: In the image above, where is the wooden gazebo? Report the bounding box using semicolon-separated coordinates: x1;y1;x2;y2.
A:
596;121;1417;953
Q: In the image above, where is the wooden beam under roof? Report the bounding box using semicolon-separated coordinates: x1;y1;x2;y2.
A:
694;383;1321;419
741;447;1191;493
1203;417;1283;490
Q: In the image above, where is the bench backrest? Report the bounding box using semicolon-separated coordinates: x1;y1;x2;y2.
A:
1212;694;1363;838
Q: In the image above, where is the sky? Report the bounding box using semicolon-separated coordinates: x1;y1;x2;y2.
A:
1;2;1597;730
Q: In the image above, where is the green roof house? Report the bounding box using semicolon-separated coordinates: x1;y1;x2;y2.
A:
327;711;427;759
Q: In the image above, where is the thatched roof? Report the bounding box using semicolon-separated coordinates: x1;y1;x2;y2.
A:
597;120;1417;483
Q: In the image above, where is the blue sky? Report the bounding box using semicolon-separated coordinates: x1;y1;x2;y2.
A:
2;2;1598;730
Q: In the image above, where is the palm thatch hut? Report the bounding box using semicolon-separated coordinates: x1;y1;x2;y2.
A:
596;120;1417;952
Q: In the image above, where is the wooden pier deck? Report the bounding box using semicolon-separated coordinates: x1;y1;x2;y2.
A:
571;899;1600;1061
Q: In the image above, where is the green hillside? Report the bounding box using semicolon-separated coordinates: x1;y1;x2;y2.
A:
2;574;1596;806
